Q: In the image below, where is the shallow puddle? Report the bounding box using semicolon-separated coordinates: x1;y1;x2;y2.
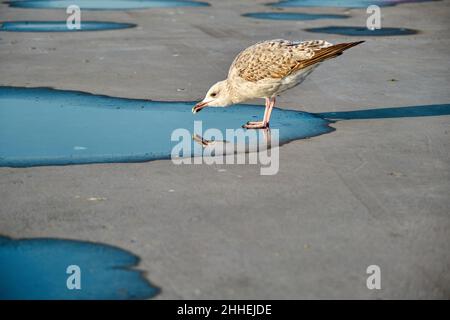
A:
242;12;348;21
0;87;333;168
1;87;447;168
270;0;437;8
317;105;450;120
305;26;418;36
0;21;136;32
8;0;210;10
0;236;159;299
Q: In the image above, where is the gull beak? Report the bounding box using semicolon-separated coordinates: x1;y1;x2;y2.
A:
192;101;209;114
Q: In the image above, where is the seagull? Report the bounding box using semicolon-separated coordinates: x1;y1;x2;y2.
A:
192;39;364;129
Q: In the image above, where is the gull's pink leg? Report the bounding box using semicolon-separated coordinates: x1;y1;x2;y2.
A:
263;97;276;126
243;98;270;129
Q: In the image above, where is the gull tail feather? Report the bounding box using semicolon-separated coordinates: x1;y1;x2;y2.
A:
296;40;365;71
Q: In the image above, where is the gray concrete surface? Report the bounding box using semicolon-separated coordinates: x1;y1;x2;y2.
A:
1;0;449;299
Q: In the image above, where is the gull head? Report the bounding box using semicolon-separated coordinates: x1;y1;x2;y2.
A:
192;80;233;114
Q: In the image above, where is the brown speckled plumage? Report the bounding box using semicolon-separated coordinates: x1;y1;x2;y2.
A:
229;39;362;82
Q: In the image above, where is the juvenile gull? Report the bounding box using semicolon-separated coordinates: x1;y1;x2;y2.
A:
193;39;364;129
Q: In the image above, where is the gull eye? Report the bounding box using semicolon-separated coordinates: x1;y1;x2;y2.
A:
210;92;217;97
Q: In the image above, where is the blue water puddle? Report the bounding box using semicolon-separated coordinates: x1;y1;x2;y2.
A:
317;105;450;120
305;26;418;36
7;0;210;10
0;235;159;300
242;12;348;21
0;87;333;168
269;0;437;8
1;87;448;168
0;21;136;32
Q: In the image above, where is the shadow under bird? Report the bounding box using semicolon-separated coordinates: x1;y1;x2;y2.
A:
193;39;364;129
